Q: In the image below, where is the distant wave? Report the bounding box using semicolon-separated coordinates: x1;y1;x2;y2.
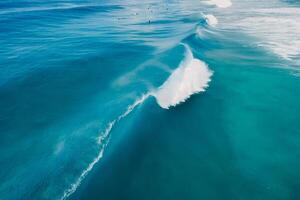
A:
205;0;232;8
232;9;300;61
203;14;218;27
154;44;213;109
60;93;150;200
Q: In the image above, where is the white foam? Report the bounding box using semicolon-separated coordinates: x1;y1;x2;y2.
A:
204;14;218;27
61;94;149;200
205;0;232;8
233;14;300;60
154;45;213;109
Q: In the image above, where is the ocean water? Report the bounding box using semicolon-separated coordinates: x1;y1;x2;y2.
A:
0;0;300;199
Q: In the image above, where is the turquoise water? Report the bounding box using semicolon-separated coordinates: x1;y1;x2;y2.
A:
0;0;300;199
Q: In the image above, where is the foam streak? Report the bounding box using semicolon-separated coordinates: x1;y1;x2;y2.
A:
61;94;149;200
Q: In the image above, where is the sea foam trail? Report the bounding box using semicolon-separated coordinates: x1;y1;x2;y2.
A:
154;44;213;109
205;0;232;8
61;93;150;200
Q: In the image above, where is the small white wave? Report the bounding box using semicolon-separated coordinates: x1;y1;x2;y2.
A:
203;14;218;27
205;0;232;8
61;94;149;200
154;44;213;109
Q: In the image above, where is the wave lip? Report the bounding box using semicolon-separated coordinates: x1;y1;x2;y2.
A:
205;0;232;8
154;45;213;109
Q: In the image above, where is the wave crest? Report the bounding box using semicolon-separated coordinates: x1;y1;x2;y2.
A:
154;45;213;109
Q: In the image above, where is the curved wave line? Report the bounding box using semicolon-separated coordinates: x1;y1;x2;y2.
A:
60;93;150;200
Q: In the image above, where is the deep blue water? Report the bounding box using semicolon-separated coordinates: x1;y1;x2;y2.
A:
0;0;300;199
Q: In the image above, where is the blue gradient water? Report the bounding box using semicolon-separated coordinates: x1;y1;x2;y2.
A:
0;0;300;199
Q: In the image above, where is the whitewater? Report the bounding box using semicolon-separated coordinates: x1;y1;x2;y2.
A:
154;45;213;109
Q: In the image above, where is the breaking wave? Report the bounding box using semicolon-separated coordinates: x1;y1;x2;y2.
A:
153;44;213;109
61;27;214;199
61;43;213;198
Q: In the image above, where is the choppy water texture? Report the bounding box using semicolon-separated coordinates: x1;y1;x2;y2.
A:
0;0;300;199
